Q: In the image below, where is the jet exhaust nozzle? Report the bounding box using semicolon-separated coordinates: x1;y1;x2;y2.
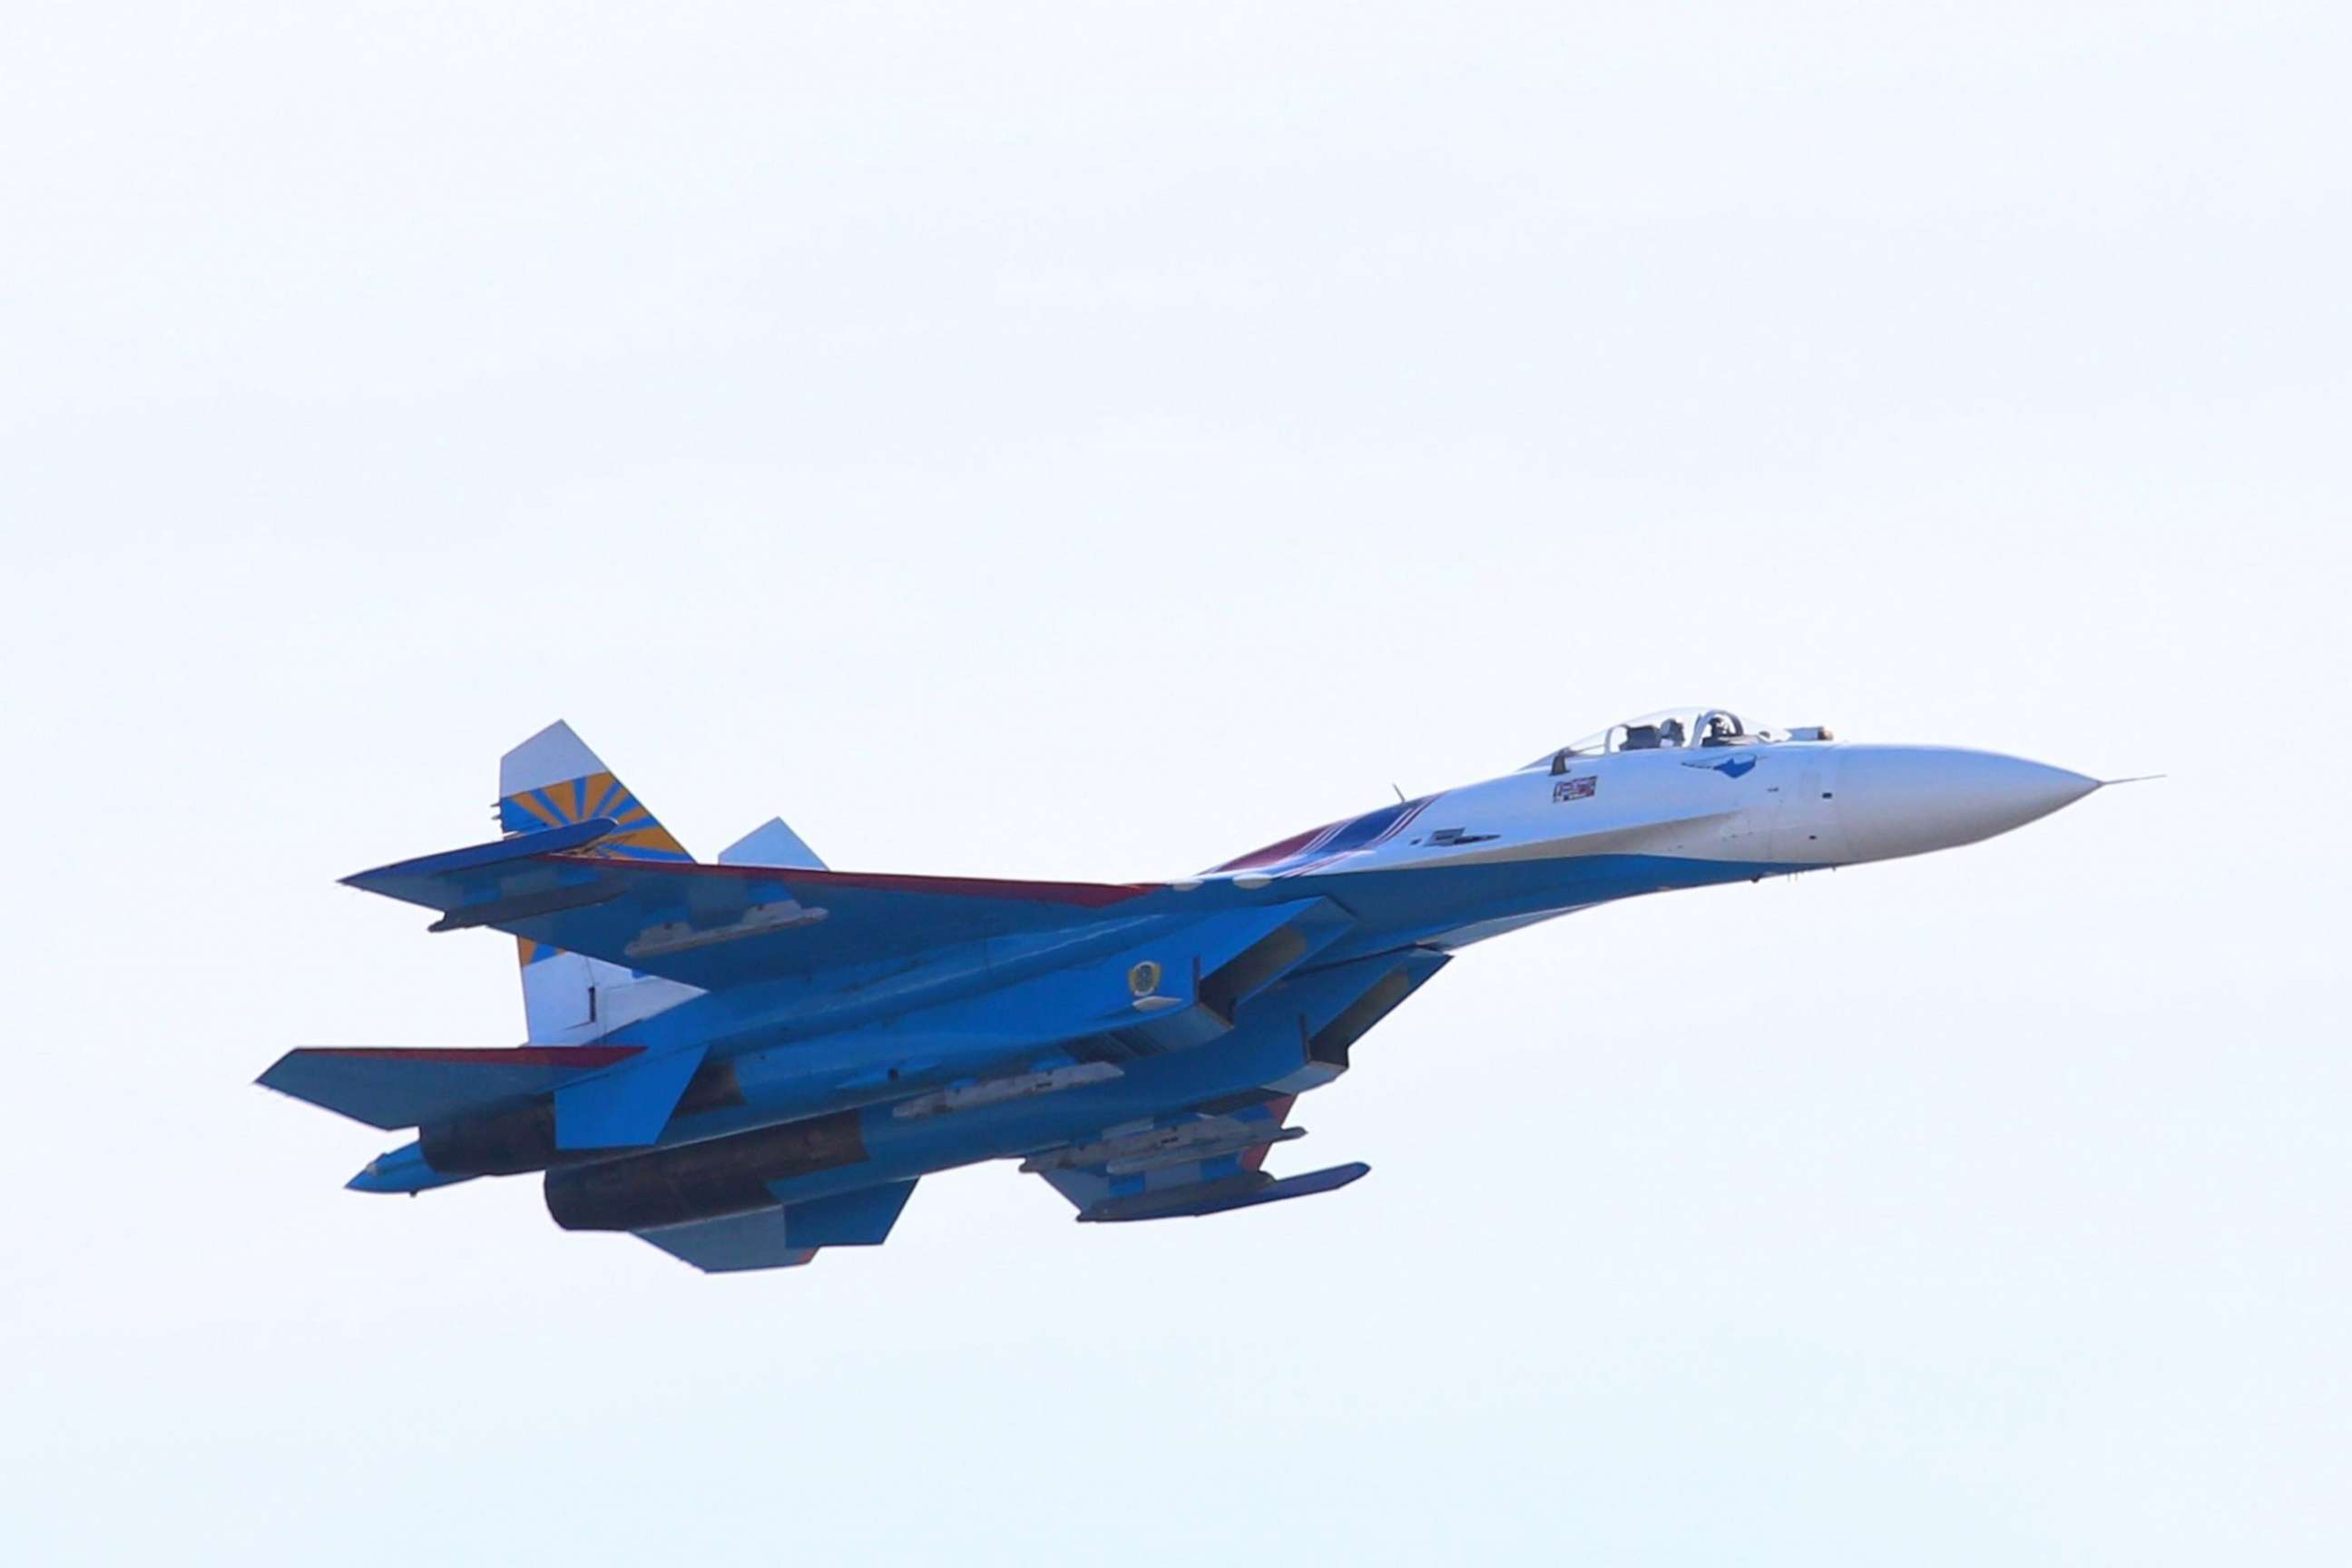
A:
543;1112;868;1232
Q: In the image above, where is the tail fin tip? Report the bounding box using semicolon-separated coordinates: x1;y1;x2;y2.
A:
495;720;690;860
719;817;828;871
500;720;605;799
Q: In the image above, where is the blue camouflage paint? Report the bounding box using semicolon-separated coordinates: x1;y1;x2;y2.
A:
265;715;2102;1272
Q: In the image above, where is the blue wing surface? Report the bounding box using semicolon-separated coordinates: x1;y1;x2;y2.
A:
344;836;1169;990
257;1044;644;1131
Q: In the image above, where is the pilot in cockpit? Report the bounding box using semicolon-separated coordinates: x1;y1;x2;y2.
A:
1701;711;1740;747
1658;717;1687;749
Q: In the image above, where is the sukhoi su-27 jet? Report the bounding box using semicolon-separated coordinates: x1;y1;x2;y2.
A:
262;712;2106;1273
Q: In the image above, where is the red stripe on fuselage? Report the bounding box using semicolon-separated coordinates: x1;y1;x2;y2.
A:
296;1046;646;1066
1209;828;1327;874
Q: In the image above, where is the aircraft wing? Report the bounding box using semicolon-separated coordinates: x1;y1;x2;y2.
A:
1024;1096;1370;1222
342;820;1165;990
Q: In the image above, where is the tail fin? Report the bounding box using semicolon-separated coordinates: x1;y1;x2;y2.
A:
499;721;699;1041
499;720;691;862
718;817;827;870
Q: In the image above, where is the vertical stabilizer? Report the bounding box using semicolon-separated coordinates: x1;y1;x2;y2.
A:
719;817;827;870
498;720;691;862
498;721;701;1041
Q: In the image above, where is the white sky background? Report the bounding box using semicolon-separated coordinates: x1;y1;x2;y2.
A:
3;3;2347;1562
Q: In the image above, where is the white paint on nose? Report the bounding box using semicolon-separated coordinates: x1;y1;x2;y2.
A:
1835;746;2100;863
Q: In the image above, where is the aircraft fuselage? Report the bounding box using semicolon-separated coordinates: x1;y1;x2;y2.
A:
282;712;2103;1271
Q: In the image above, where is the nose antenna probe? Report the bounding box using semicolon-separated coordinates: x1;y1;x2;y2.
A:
2097;774;2166;787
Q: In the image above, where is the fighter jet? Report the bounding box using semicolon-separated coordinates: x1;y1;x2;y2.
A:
260;711;2104;1272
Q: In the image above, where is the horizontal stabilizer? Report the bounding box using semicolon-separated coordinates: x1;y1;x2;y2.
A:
1078;1161;1370;1222
344;817;621;891
258;1045;642;1131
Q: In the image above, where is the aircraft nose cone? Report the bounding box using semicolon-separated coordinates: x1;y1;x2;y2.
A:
1835;746;2099;863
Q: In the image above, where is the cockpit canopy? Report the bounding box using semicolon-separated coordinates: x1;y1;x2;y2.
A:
1524;707;1801;770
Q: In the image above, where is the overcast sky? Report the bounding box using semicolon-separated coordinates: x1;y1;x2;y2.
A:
4;4;2347;1563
